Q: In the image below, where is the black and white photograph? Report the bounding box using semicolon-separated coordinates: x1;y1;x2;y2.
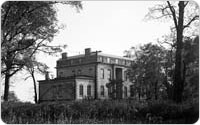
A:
1;0;199;124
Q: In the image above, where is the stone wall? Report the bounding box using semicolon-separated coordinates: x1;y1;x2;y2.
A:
96;64;113;99
39;80;75;102
96;64;133;99
75;78;95;99
57;63;96;78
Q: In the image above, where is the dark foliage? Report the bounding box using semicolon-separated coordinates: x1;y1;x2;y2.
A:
1;100;198;124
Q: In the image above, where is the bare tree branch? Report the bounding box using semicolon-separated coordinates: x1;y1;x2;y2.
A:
2;2;12;28
9;66;23;77
167;1;178;30
184;15;199;29
184;1;189;8
154;13;173;19
24;75;32;81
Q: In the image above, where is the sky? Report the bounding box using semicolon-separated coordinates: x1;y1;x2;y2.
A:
3;1;175;102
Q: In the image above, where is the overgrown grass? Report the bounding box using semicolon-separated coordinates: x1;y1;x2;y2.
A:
1;99;199;124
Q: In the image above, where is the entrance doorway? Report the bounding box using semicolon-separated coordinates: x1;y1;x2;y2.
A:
115;68;122;80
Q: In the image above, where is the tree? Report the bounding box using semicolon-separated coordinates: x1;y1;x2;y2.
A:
125;46;146;100
24;55;49;103
161;49;175;100
106;79;123;99
182;36;199;100
1;1;82;101
1;91;19;102
126;43;166;100
146;1;199;103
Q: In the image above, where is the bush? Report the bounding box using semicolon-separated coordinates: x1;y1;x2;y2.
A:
1;99;199;124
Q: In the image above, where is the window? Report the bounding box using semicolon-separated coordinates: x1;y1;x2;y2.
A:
124;86;128;98
70;60;73;65
108;85;114;97
59;72;63;77
115;59;118;64
118;59;122;65
100;69;104;79
107;58;110;63
79;85;83;96
99;57;103;62
107;69;111;80
103;57;107;63
87;85;91;96
78;69;81;75
130;85;134;97
114;84;116;90
122;60;125;65
100;85;104;96
79;58;82;63
72;70;75;75
126;61;131;66
124;71;128;81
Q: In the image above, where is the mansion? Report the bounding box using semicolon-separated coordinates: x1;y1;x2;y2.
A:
38;48;134;102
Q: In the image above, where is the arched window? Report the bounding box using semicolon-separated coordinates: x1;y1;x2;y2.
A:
100;85;104;96
87;85;91;96
79;85;83;96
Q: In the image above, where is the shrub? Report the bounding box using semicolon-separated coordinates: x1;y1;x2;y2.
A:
1;99;199;124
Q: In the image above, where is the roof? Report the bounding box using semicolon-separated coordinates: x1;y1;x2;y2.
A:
38;75;94;82
58;52;133;61
98;53;133;61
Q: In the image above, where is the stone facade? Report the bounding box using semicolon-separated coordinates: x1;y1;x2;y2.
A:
39;48;134;102
39;78;75;102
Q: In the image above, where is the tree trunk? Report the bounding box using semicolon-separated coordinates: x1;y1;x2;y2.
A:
154;80;158;100
173;1;185;103
31;73;38;103
138;88;141;100
163;77;173;100
3;71;10;101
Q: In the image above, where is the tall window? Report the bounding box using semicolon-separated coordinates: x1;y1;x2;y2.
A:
130;85;134;97
79;58;82;63
99;57;103;62
126;61;131;66
79;85;83;96
108;86;113;98
108;69;111;80
59;72;63;77
124;86;128;98
70;60;73;65
87;85;91;96
122;60;125;65
124;71;128;81
72;70;75;75
100;69;104;79
115;59;118;64
100;85;104;96
107;58;110;63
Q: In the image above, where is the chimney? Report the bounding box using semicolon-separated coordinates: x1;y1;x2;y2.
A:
85;48;91;56
45;71;49;80
62;52;67;59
